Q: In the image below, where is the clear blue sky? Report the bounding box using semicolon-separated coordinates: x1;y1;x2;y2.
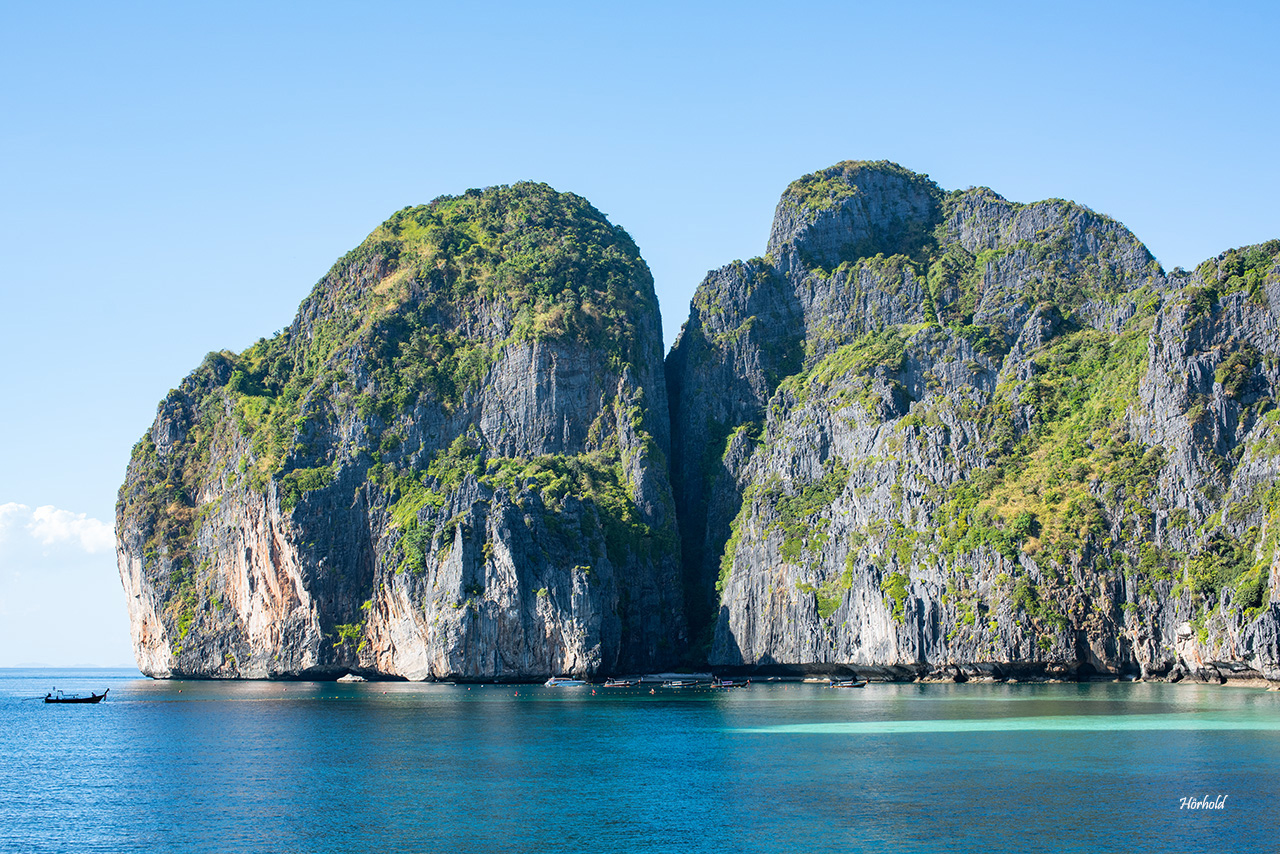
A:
2;1;1277;666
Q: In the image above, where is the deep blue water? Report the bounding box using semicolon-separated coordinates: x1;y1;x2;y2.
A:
2;669;1277;853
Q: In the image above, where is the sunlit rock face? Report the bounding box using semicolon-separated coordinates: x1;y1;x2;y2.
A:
668;159;1280;683
117;183;684;680
119;162;1280;684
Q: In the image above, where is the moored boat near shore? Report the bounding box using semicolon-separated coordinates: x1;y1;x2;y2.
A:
544;677;587;687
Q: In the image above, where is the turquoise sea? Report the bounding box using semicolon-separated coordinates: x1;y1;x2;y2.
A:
2;669;1277;853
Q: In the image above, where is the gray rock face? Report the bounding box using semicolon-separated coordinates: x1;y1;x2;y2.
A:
117;183;684;680
767;160;941;271
668;159;1280;681
119;164;1280;685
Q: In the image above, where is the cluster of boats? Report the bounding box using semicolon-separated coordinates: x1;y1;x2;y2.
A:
543;676;865;689
544;676;751;689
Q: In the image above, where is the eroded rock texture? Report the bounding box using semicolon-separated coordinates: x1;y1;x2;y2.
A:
121;161;1280;684
118;184;684;679
668;160;1280;682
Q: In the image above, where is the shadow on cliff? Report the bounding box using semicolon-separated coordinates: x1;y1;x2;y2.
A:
666;263;805;665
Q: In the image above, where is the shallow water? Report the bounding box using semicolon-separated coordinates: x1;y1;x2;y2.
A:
2;669;1275;853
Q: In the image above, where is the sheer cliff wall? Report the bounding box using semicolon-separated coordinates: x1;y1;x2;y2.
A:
668;160;1280;682
117;184;683;679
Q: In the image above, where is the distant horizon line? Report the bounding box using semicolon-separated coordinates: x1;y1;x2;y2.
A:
3;663;140;671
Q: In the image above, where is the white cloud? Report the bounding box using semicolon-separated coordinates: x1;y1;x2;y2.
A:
27;505;115;553
0;502;29;530
0;502;114;554
0;503;130;666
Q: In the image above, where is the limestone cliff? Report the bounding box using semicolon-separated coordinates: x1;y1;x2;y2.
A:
117;183;684;679
668;160;1280;682
121;163;1280;685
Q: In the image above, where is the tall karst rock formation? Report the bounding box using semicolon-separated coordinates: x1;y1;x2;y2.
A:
667;160;1280;682
117;183;684;679
120;162;1280;684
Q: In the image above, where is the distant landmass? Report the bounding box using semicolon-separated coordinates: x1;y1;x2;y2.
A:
9;663;139;669
118;162;1280;684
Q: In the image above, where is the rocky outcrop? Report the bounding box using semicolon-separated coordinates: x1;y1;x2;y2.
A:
117;183;684;680
120;162;1280;685
668;159;1280;682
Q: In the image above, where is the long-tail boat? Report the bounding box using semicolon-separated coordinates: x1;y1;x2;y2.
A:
44;688;108;704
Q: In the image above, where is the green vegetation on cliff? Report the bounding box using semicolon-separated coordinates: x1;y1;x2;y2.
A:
694;161;1280;677
1195;240;1280;302
380;435;673;576
972;325;1154;561
118;183;678;676
782;160;934;216
124;182;661;528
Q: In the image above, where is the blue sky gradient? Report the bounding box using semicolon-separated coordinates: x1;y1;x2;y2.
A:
2;1;1277;664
